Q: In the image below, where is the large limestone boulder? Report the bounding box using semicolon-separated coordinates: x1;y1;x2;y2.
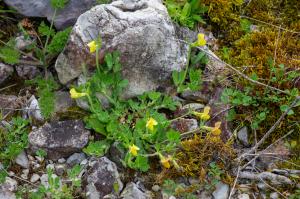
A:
55;0;192;98
4;0;97;30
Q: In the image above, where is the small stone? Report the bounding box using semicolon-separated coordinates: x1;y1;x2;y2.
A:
15;150;30;169
66;153;86;167
1;177;18;192
169;196;176;199
152;185;160;192
15;35;33;50
182;103;205;111
0;190;16;199
46;164;55;170
171;118;198;133
212;182;229;199
40;173;59;188
32;163;41;170
30;174;40;183
57;158;66;164
27;95;44;122
21;169;29;179
80;159;88;166
120;182;152;199
55;164;66;176
8;171;15;177
237;127;249;146
16;64;41;80
238;194;250;199
257;183;267;191
270;192;279;199
0;63;14;85
188;177;200;185
199;190;212;199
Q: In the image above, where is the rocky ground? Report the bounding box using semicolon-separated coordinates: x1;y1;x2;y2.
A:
0;0;299;199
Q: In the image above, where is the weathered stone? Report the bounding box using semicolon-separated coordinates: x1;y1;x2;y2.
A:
120;182;152;199
238;193;250;199
54;91;75;113
15;35;33;51
55;164;66;176
0;177;18;192
15;150;29;169
237;126;249;146
28;120;90;160
212;182;229;199
3;0;97;30
15;64;41;80
171;118;198;133
26;95;44;122
0;63;14;85
84;157;123;199
107;142;126;169
0;95;19;116
66;153;87;167
30;174;40;183
55;0;192;99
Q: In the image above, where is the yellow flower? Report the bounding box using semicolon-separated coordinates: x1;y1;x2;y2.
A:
193;106;210;121
87;40;98;53
160;156;171;169
146;117;158;131
211;122;222;136
196;33;206;47
129;144;140;156
69;88;87;99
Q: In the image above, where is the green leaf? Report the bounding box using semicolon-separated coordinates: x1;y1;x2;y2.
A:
83;140;111;157
133;155;150;172
172;70;185;87
166;130;180;143
50;0;69;9
280;105;294;115
38;21;55;37
148;91;161;102
47;27;71;55
105;53;113;70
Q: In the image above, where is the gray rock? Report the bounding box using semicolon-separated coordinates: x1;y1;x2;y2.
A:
27;95;44;122
15;150;29;169
57;158;66;164
28;120;90;160
55;0;192;99
55;164;66;176
30;174;40;183
15;35;33;51
15;64;41;80
0;63;14;85
198;191;212;199
0;190;16;199
0;177;18;192
66;153;87;167
151;185;160;192
237;127;249;146
270;192;279;199
20;169;29;180
171;118;198;133
238;194;250;199
121;182;152;199
84;157;123;199
54;91;75;113
3;0;97;30
40;173;59;188
212;182;229;199
182;103;205;111
108;142;126;169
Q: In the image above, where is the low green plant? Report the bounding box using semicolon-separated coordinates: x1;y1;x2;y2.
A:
162;179;198;199
35;149;47;159
29;165;82;199
0;117;29;182
164;0;208;29
26;77;59;119
204;162;223;190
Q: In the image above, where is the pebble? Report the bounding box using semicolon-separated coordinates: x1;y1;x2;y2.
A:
30;174;40;183
2;177;18;192
212;182;229;199
66;153;86;167
46;164;55;170
57;158;66;164
238;193;250;199
80;159;88;166
237;126;249;146
15;150;29;169
21;169;29;179
55;164;66;176
152;185;160;192
270;192;279;199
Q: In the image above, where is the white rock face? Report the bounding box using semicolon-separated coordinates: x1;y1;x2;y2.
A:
55;0;193;99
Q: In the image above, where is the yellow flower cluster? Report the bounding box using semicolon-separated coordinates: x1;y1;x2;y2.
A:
203;122;222;136
192;33;206;47
88;40;99;53
146;117;158;131
129;144;140;156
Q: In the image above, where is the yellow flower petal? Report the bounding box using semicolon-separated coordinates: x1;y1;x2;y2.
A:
129;144;140;156
192;106;210;121
88;40;97;53
146;117;158;131
69;88;87;99
197;33;206;47
160;156;171;169
211;122;222;136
